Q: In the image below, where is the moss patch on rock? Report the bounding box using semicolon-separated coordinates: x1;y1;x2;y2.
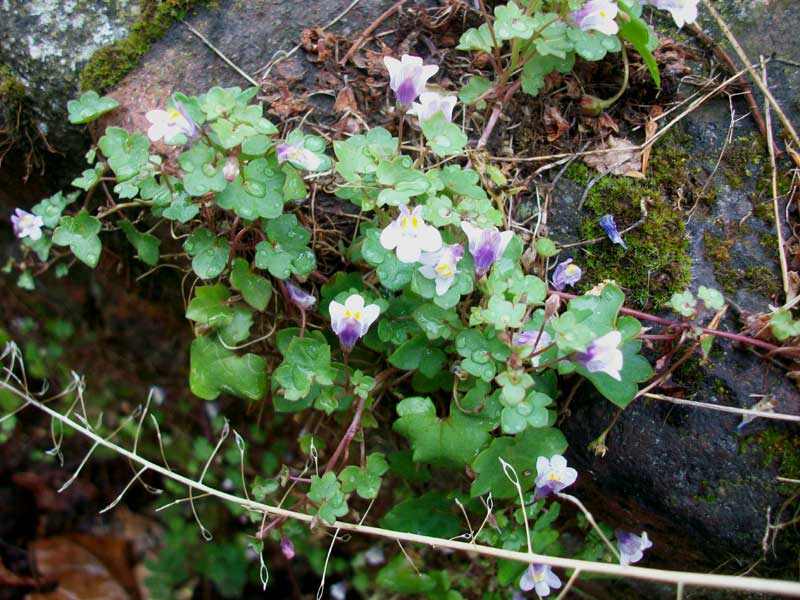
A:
79;0;214;93
565;133;694;308
703;228;781;299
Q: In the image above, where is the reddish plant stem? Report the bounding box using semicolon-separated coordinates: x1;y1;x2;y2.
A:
552;291;792;354
477;80;521;149
339;0;409;66
324;392;368;474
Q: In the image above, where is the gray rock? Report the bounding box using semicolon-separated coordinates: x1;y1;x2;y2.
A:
0;0;142;153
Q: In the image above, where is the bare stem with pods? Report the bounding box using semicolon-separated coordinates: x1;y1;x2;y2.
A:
2;374;800;597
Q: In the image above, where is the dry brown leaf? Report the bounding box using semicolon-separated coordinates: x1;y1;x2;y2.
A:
270;95;310;118
30;536;132;600
584;136;642;176
334;86;359;114
597;113;619;134
13;471;96;512
544;105;570;142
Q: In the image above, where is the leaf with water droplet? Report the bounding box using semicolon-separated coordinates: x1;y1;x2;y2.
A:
52;210;102;268
183;228;230;279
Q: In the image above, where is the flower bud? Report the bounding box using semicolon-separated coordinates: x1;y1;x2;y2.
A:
280;535;295;560
580;95;605;117
223;155;240;181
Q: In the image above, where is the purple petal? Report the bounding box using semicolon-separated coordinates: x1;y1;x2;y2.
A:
337;317;361;351
396;79;418;105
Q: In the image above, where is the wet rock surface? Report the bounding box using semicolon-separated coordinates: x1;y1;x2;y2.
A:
554;0;800;578
0;0;142;156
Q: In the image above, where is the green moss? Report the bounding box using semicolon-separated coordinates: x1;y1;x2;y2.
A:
702;230;779;297
744;266;781;297
571;135;693;308
745;429;800;494
0;65;28;130
79;0;214;93
760;233;779;260
722;132;765;190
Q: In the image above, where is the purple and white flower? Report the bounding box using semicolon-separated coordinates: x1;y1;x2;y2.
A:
513;330;552;368
461;221;514;276
364;545;385;566
276;143;322;171
380;205;443;264
599;214;627;250
519;564;562;597
286;280;316;310
10;208;44;241
329;294;380;352
616;530;653;566
644;0;699;29
330;581;347;600
409;91;458;123
146;103;198;142
571;0;619;35
575;330;623;380
535;454;578;498
552;258;582;290
280;535;295;560
418;243;464;295
383;54;439;105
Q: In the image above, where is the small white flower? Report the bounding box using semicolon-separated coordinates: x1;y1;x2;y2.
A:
276;143;322;171
535;454;578;498
383;54;439;105
616;530;654;565
329;294;380;351
11;208;44;241
572;0;620;35
364;545;385;566
576;330;624;381
409;91;458;123
644;0;699;28
419;243;464;296
145;105;197;142
380;205;443;264
519;564;562;597
330;581;347;600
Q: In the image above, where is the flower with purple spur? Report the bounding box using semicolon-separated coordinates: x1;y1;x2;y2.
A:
644;0;699;29
383;54;439;105
599;214;627;250
418;243;464;295
146;102;198;143
535;454;578;498
460;221;514;276
10;208;44;241
519;564;562;597
276;143;323;171
552;258;582;290
571;0;619;35
286;280;316;311
513;330;552;368
380;205;443;263
575;330;623;380
615;530;653;566
409;91;458;123
329;294;380;352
